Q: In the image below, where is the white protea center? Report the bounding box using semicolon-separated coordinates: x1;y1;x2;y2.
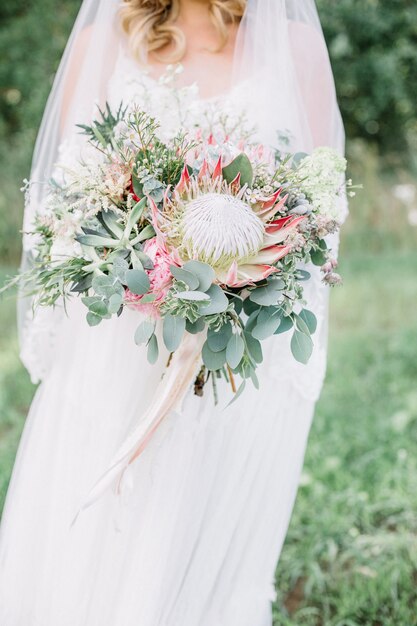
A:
180;192;265;268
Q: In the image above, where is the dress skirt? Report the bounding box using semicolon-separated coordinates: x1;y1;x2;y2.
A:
0;273;327;625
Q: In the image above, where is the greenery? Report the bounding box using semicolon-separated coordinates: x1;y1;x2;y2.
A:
318;0;417;166
0;1;416;624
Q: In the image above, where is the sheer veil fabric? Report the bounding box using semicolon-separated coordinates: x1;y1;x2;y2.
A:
0;2;347;625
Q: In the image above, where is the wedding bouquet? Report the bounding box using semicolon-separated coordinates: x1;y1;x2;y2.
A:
12;104;347;399
8;103;353;514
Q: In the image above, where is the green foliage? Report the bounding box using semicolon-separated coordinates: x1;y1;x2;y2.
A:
273;251;417;625
0;0;81;262
317;0;417;166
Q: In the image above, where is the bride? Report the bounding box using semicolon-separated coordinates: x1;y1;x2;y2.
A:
0;1;346;624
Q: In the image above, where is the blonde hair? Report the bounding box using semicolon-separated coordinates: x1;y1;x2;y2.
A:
119;0;246;63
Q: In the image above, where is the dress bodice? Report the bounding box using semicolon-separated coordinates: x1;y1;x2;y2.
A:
106;51;253;144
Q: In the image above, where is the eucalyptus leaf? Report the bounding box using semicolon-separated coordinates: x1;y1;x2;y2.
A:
243;298;260;316
163;314;186;352
199;284;229;315
147;333;159;364
290;330;313;364
182;260;215;293
111;256;129;283
207;323;232;352
170;265;199;290
81;295;102;309
175;290;210;302
274;315;294;335
86;312;102;327
226;333;245;369
243;331;263;364
250;368;260;390
186;318;206;334
202;342;227;371
125;269;150;295
134;320;155;345
108;292;123;314
71;274;94;293
232;297;243;315
92;274;124;298
249;279;285;306
299;308;317;334
88;300;108;317
252;309;282;340
245;309;260;333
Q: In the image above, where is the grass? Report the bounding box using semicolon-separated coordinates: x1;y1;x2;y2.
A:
273;250;417;626
0;169;416;623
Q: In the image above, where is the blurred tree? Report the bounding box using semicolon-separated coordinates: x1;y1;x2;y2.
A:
317;0;417;166
1;0;416;159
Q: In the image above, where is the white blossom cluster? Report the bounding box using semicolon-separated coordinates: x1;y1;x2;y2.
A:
297;147;347;221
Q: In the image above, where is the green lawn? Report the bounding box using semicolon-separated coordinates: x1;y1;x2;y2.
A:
274;251;417;625
0;251;416;625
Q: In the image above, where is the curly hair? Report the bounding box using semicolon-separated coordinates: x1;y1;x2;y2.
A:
119;0;246;63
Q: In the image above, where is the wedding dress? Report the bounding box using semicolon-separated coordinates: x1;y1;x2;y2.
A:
0;3;346;625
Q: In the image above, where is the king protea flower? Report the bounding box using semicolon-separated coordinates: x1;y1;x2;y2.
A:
150;157;305;288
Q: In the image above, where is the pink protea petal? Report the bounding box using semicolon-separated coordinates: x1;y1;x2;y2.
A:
250;244;292;265
265;215;305;234
149;197;167;248
198;159;210;181
257;194;289;222
227;264;279;288
225;260;238;285
212;155;223;179
207;133;215;146
259;188;282;211
230;172;241;194
263;216;306;246
175;165;191;194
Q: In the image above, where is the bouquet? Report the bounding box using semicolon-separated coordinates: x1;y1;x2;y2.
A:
7;103;351;514
13;104;347;399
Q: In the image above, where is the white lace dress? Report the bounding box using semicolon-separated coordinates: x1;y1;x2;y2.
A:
0;54;330;626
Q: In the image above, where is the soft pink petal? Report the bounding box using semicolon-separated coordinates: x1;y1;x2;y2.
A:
265;215;305;234
250;244;292;265
175;165;191;194
212;155;223;179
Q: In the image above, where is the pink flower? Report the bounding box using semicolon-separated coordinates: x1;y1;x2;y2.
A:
124;237;174;318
